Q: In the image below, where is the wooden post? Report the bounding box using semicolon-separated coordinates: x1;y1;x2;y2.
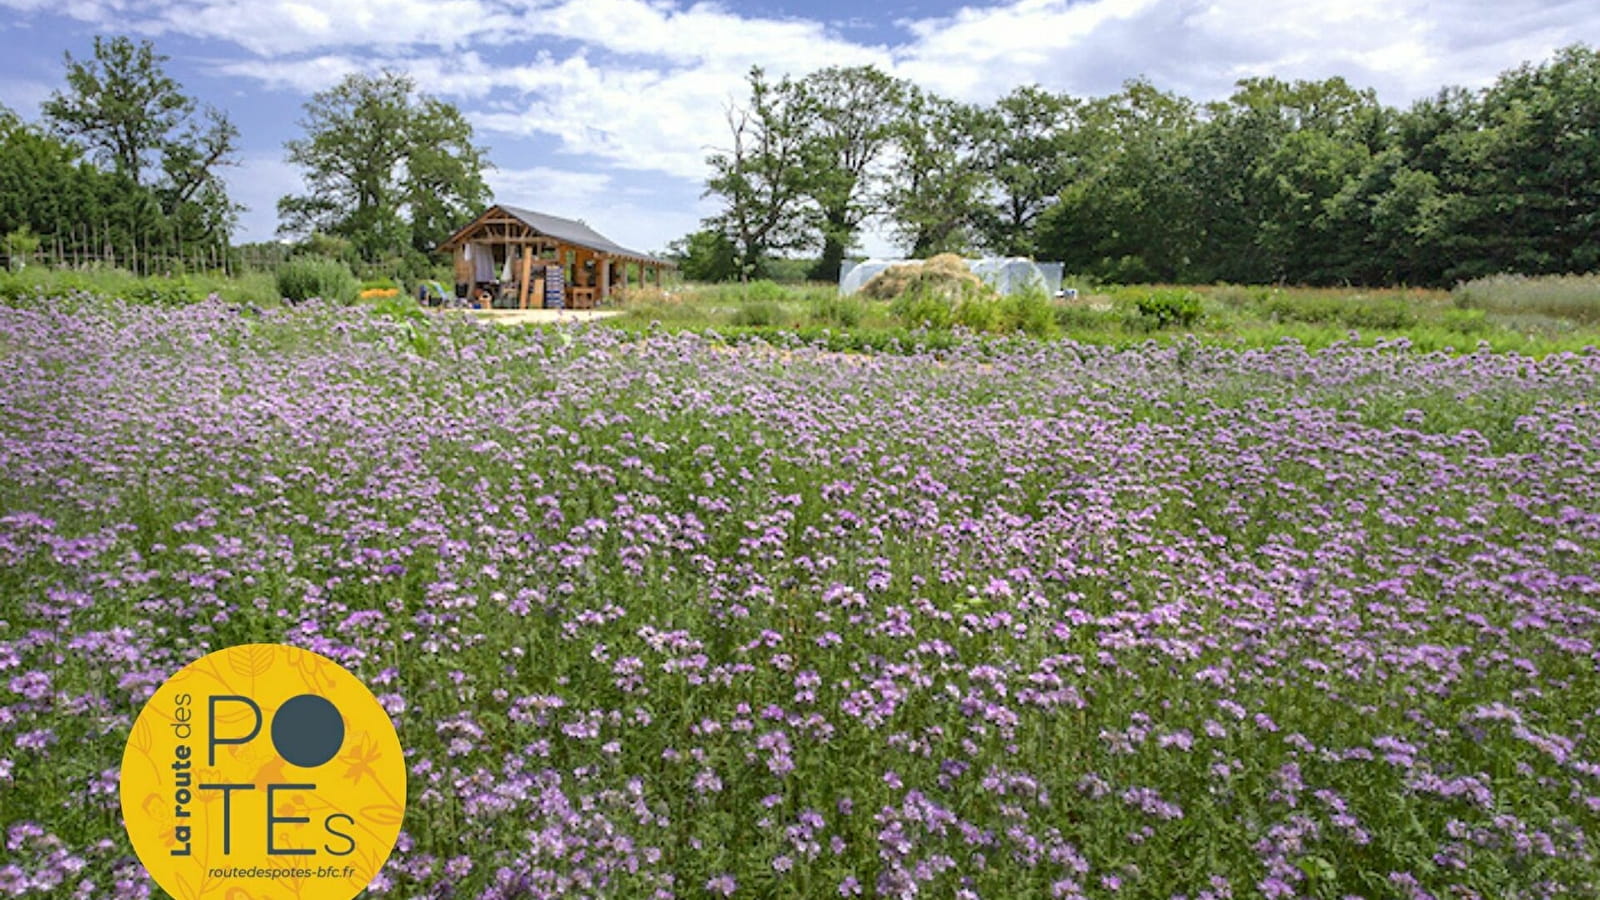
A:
518;248;533;309
599;258;611;302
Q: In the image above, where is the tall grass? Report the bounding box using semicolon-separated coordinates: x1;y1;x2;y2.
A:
0;266;280;306
1454;272;1600;325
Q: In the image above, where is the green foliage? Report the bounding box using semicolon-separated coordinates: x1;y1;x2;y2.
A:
41;36;238;244
761;257;816;284
999;287;1060;338
890;283;962;330
279;70;489;260
734;279;790;303
885;90;985;256
295;232;358;267
120;275;202;306
970;84;1081;256
703;68;818;280
810;294;866;327
617;276;1600;355
796;66;910;282
0;267;277;306
1262;293;1417;330
3;225;39;269
276;255;358;304
731;300;788;327
710;44;1599;290
666;229;740;282
1127;287;1205;329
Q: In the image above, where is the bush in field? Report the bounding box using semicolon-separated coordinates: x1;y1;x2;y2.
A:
999;287;1060;338
120;276;203;306
1126;287;1203;329
276;255;359;304
1454;272;1600;324
953;294;1002;331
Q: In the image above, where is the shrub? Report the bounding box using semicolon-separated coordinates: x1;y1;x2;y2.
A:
1133;288;1204;329
277;255;359;304
890;289;956;330
122;276;203;306
999;288;1060;338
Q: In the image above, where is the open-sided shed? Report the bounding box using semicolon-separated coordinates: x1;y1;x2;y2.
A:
438;204;675;310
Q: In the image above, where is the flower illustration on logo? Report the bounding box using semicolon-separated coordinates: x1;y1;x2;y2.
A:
339;733;385;788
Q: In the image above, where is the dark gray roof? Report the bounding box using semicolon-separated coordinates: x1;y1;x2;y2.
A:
498;205;667;264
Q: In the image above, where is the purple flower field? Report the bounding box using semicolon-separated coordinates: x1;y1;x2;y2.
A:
1;297;1598;898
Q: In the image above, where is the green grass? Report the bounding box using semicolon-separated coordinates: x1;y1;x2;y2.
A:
12;268;1600;357
1454;272;1600;325
607;278;1600;357
0;266;280;307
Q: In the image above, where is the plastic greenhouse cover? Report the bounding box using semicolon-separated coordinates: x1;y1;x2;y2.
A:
838;257;1062;297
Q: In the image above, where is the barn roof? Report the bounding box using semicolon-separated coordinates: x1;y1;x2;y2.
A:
439;204;673;266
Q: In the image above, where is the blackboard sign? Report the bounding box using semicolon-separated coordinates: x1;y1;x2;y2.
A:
544;265;565;309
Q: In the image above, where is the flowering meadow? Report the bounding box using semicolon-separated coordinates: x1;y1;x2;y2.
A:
2;296;1599;899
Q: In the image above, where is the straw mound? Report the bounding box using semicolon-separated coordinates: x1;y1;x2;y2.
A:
860;254;982;301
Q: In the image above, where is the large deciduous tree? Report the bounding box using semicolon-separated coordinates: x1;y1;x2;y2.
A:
972;85;1079;257
704;67;816;281
795;66;909;282
278;70;490;261
41;36;239;248
884;89;987;257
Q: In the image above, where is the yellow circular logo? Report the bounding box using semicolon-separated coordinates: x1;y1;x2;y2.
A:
119;644;407;900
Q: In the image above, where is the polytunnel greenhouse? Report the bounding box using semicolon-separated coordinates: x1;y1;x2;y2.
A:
839;257;1064;297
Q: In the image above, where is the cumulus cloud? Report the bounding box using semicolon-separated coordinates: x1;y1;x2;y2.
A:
7;0;1596;247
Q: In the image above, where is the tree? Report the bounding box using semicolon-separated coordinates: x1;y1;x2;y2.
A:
884;89;987;257
4;224;40;270
1037;80;1198;281
41;36;240;251
279;70;490;262
972;85;1079;257
1;104;160;267
42;36;192;186
795;66;909;281
666;229;739;282
704;67;817;280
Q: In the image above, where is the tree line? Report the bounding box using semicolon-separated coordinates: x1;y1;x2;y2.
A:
5;36;1596;288
690;45;1600;287
1;36;488;277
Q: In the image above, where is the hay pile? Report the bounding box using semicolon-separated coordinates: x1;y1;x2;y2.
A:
860;254;984;301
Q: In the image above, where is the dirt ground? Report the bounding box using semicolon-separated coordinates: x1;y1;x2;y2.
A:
462;309;624;325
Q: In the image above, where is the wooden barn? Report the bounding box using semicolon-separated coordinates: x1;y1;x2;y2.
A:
438;204;675;310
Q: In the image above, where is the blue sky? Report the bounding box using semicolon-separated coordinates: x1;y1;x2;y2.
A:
2;0;1595;257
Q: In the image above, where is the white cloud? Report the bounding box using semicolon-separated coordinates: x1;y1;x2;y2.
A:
487;164;612;211
10;0;1599;249
0;77;55;118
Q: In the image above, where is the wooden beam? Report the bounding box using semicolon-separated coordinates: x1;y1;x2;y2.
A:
518;248;533;310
